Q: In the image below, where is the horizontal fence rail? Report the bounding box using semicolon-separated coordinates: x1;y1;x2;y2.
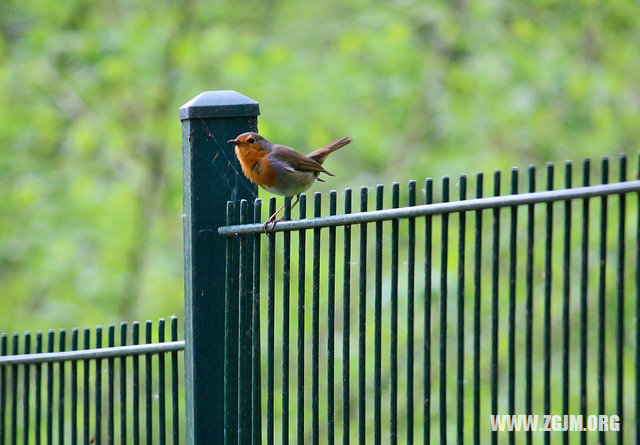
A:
0;317;184;445
221;155;640;444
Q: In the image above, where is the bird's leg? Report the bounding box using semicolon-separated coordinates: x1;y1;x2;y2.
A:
263;195;300;231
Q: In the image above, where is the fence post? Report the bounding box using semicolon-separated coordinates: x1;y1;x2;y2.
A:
180;90;259;445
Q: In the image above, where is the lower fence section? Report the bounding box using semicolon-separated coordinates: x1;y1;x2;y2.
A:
0;317;184;445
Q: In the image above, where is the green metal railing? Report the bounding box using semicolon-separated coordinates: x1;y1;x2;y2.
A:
218;157;640;445
0;318;183;444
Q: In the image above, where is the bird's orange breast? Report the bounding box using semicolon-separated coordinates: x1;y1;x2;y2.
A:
234;146;278;188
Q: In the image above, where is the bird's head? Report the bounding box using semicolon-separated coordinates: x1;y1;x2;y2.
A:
227;132;271;152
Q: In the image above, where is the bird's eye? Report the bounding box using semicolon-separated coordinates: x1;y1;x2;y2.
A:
248;137;255;144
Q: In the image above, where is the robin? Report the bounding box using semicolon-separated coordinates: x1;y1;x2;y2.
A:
228;132;352;229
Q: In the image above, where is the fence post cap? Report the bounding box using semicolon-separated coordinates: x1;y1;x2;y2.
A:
179;90;260;120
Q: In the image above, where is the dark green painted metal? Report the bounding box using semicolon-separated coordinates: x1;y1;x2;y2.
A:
328;191;337;445
120;323;128;445
180;90;259;445
423;178;433;445
457;175;466;445
0;334;5;445
473;173;483;445
343;188;352;445
508;168;517;445
71;329;78;445
490;171;500;445
145;321;152;445
252;200;263;445
312;193;321;445
171;317;180;445
406;181;416;445
238;201;250;445
525;166;535;445
47;330;54;445
579;159;590;445
224;201;237;445
282;197;292;445
108;325;114;445
83;329;90;445
439;177;449;445
132;323;139;445
267;197;276;445
95;326;102;445
9;335;16;445
616;154;626;445
562;162;572;445
158;319;166;445
543;164;553;445
358;187;368;445
374;184;383;445
297;195;306;445
36;331;44;445
390;183;399;445
598;157;608;445
23;332;31;445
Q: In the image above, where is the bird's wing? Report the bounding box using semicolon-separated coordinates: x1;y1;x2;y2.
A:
269;145;334;176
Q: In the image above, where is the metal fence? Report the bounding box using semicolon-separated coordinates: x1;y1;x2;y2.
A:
0;318;184;444
218;158;640;445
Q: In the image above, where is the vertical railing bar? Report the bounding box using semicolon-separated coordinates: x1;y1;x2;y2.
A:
312;193;321;445
490;171;500;445
636;153;640;445
525;166;535;445
508;168;517;445
616;154;626;445
439;177;450;445
107;325;114;445
23;332;32;445
424;178;433;445
328;191;337;445
457;175;467;445
158;319;166;445
282;197;292;445
374;184;384;445
238;200;249;445
47;330;54;445
82;329;90;445
132;322;140;445
579;159;590;445
598;157;608;445
358;187;368;445
170;317;179;445
36;331;44;445
267;197;276;445
224;201;236;445
406;181;416;445
95;326;102;445
145;321;152;445
543;163;553;445
0;334;5;445
562;161;572;445
59;329;67;444
473;172;483;445
297;195;306;445
343;188;352;445
120;323;128;445
252;199;263;445
10;335;17;445
71;328;78;445
390;183;400;445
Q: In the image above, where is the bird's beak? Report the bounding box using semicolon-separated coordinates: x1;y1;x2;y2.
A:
227;139;240;145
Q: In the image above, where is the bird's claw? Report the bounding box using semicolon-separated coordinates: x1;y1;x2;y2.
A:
262;215;285;232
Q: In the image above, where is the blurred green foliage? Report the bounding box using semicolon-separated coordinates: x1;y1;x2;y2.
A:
1;0;639;332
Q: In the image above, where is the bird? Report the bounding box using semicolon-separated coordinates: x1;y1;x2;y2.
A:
227;132;352;230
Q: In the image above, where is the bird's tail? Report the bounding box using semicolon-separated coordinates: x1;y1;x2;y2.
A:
307;137;352;164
